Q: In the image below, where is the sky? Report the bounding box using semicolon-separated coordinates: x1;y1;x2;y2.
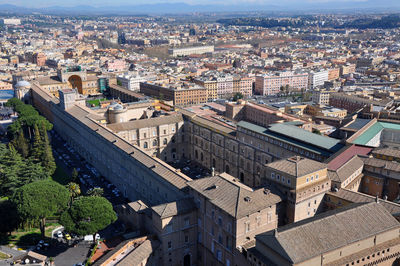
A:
0;0;379;8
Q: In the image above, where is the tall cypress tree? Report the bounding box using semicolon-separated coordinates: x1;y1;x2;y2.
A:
40;123;56;175
12;130;29;158
30;124;43;163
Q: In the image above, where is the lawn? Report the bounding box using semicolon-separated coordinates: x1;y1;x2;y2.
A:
0;223;61;248
52;166;71;186
87;98;106;107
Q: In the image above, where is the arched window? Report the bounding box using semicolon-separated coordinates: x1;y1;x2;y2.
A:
201;153;204;161
163;138;167;145
144;142;148;149
195;150;198;159
153;139;158;147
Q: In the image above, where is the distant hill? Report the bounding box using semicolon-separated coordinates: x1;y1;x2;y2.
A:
0;1;400;15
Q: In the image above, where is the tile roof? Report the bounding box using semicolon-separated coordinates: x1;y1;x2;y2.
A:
256;202;400;264
326;144;372;171
117;239;160;266
327;189;400;215
151;198;196;219
372;147;400;158
265;156;326;177
107;113;183;132
327;155;363;183
187;173;281;219
363;157;400;174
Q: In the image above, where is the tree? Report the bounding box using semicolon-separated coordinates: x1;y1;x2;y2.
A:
0;200;19;235
12;180;70;238
12;130;29;158
66;182;81;204
40;123;56;175
87;187;104;197
313;128;322;135
30;124;43;162
0;144;25;196
60;196;117;238
71;168;79;183
233;92;244;102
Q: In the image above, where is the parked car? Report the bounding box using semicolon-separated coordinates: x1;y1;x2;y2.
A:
64;233;72;241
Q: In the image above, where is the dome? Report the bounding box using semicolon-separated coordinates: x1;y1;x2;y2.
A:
15;80;31;88
113;104;124;110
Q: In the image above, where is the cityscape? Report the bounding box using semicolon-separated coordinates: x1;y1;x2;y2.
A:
1;1;400;265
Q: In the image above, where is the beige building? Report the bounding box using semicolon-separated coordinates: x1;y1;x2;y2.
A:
187;173;281;266
107;113;185;162
263;156;330;223
247;202;400;266
36;66;99;96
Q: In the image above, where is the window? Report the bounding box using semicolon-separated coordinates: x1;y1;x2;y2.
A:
227;223;232;233
163;138;167;145
282;176;285;183
306;178;309;183
311;176;314;181
271;172;275;179
218;217;222;226
218;234;223;244
185;235;189;243
245;222;250;233
198;232;202;243
153;139;157;147
276;175;280;181
163;129;167;134
184;217;190;227
168;241;172;249
287;179;291;184
211;241;214;252
315;174;319;180
172;127;175;132
153;130;156;136
216;250;222;261
226;259;230;266
143;142;148;149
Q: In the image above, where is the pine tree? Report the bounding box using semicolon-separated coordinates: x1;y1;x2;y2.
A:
30;124;43;162
0;144;24;196
40;123;56;175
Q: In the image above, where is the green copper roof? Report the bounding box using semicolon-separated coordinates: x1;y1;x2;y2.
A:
237;121;343;156
353;122;400;146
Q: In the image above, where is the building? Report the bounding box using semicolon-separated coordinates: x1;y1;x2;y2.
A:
117;74;147;91
312;90;331;105
329;93;393;113
35;66;99;96
308;69;329;89
187;173;282;266
263;156;330;223
247;202;400;266
2;18;21;25
107;113;185;162
168;46;214;57
140;81;207;106
255;72;309;96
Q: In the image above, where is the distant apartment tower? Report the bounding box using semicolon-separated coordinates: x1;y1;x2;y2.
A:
308;69;329;89
255;72;309;96
168;46;214;57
